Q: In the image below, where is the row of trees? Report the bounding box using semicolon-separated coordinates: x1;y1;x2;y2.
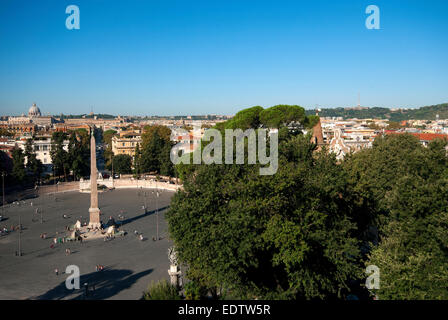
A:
7;139;44;185
1;129;91;188
345;134;448;299
307;103;448;121
50;130;90;181
140;125;174;176
166;104;448;300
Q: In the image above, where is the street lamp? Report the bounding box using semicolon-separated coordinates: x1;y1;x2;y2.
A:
13;201;22;257
119;210;125;228
1;172;5;217
143;191;147;214
38;183;43;223
156;190;159;240
53;165;56;202
18;209;22;256
33;183;43;224
152;188;162;241
110;154;114;188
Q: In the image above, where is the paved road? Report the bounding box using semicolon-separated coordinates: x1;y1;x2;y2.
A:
0;188;175;300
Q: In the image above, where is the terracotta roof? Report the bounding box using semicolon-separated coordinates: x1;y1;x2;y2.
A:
411;133;448;141
385;131;448;141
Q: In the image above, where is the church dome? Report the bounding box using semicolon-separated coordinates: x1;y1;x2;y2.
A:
28;103;41;117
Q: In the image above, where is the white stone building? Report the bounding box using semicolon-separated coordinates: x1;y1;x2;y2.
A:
17;136;69;172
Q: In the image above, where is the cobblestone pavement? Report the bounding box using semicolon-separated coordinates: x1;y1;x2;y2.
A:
0;188;175;300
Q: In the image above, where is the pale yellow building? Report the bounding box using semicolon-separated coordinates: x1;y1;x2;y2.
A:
111;132;142;158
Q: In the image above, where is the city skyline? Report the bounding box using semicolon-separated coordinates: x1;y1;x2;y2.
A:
1;0;448;116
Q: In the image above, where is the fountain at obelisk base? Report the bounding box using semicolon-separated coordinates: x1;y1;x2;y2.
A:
88;132;101;230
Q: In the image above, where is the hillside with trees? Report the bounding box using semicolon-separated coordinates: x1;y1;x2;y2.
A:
305;103;448;121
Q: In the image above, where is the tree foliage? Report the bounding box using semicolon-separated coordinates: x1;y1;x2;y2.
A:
51;130;91;180
141;125;174;176
68;131;90;179
169;102;448;300
11;147;26;183
51;132;69;179
142;125;171;144
133;142;142;176
142;280;180;300
344;134;448;299
259;105;306;128
225;106;264;130
167;109;363;299
0;150;12;174
102;129;116;168
221;105;316;131
306;103;448;121
112;154;132;174
24;138;43;182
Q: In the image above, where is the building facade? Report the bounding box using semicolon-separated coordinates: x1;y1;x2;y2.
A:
111;133;142;158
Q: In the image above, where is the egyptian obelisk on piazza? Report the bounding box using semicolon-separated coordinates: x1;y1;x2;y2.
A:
88;130;101;229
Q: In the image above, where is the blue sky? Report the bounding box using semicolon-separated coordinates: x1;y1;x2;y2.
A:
0;0;447;116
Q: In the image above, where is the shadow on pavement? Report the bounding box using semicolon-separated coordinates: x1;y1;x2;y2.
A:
34;267;153;300
120;206;170;226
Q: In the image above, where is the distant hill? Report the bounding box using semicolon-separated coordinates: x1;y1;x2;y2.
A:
305;103;448;121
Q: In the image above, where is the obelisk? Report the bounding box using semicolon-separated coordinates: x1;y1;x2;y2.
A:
88;132;101;229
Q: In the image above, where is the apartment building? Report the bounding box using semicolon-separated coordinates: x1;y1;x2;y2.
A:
111;132;142;158
11;135;70;172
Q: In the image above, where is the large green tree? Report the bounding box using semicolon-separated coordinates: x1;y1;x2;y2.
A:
167;105;363;299
11;147;26;183
24;139;43;183
344;134;448;299
141;125;174;175
169;105;448;300
133;143;142;177
259;105;306;128
68;131;90;180
112;154;132;174
102;129;117;169
142;125;171;144
50;132;69;180
0;150;12;174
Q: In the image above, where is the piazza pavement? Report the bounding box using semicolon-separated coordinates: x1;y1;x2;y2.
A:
0;188;175;300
